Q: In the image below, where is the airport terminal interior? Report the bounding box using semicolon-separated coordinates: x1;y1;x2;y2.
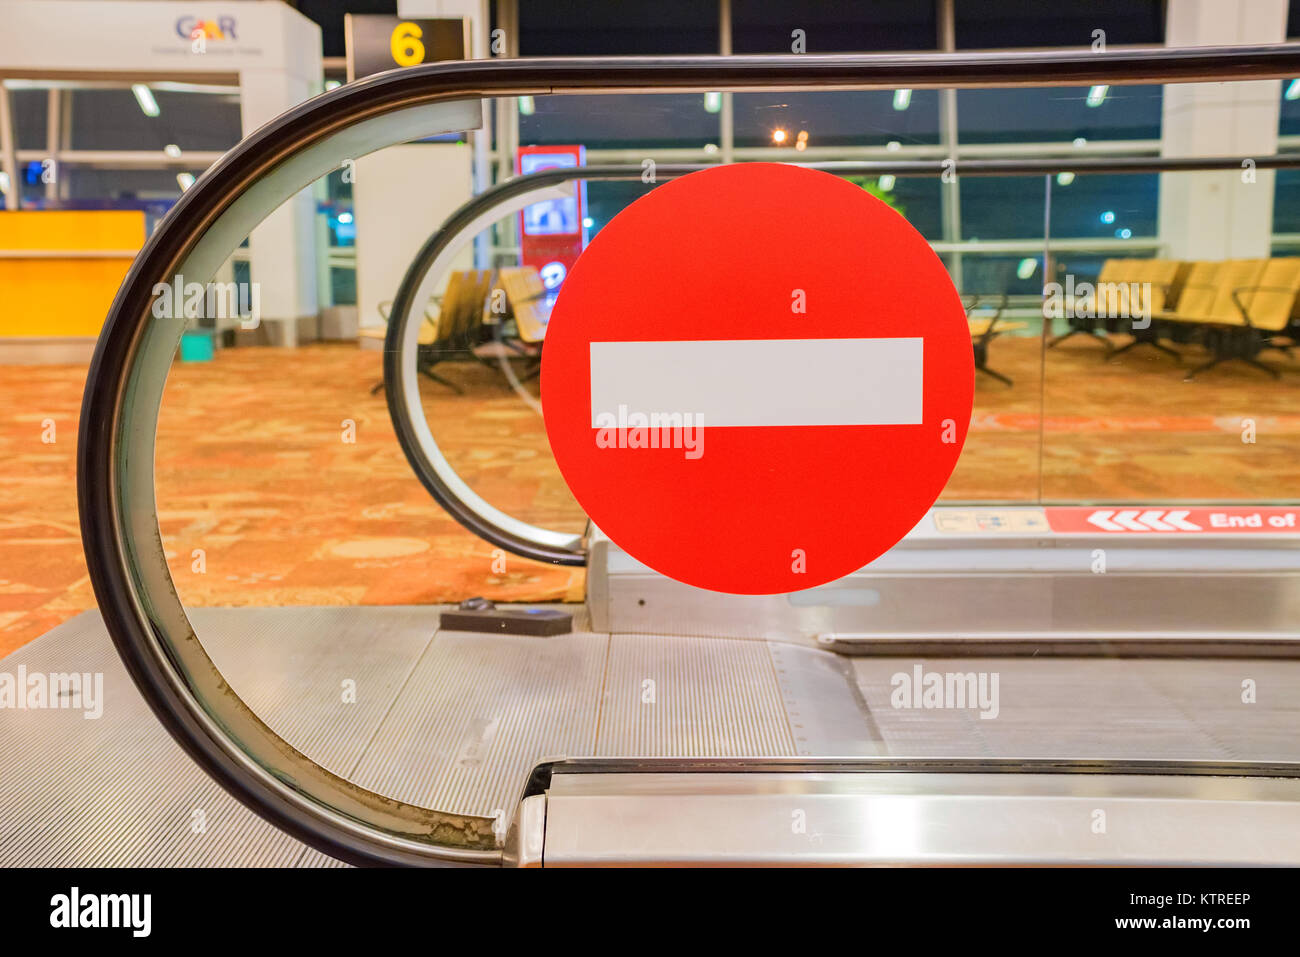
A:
3;0;1300;871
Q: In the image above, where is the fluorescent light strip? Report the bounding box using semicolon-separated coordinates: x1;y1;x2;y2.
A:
131;84;160;117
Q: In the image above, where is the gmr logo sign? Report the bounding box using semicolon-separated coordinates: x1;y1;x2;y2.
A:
175;16;237;41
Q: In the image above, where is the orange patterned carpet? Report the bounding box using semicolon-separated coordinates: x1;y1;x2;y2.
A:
1;335;1297;656
0;345;586;658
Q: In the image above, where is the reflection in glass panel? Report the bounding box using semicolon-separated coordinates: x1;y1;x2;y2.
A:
1044;170;1300;502
67;86;242;152
9;88;49;150
961;175;1047;241
956;85;1163;144
1273;168;1300;236
518;0;717;54
1050;172;1159;240
873;175;942;241
732;90;941;148
520;93;716;150
955;0;1164;49
732;0;938;52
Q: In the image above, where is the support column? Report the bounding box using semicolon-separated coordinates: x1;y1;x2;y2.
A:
400;0;492;266
58;89;72;202
497;0;520;257
0;83;20;210
1159;0;1287;259
719;0;734;166
937;0;963;291
44;88;59;203
239;69;320;347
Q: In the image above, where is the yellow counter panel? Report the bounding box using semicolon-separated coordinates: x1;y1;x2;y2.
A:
0;210;146;338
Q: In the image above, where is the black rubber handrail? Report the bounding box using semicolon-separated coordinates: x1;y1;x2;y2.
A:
78;48;1300;868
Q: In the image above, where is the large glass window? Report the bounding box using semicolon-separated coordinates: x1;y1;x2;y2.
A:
519;0;718;54
956;85;1163;144
9;88;48;150
963;172;1158;242
955;0;1164;48
731;0;938;53
732;90;942;148
520;94;717;150
67;86;241;152
6;81;241;210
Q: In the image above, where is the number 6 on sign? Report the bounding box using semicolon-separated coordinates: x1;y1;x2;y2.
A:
390;22;424;67
541;163;974;595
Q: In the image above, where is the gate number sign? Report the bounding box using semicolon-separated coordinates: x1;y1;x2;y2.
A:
344;15;467;82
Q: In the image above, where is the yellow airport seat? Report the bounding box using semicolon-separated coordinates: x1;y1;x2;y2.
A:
496;266;551;344
1225;256;1300;332
968;317;1026;337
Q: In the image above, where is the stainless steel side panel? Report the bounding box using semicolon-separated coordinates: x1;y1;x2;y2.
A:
539;771;1300;866
591;512;1300;646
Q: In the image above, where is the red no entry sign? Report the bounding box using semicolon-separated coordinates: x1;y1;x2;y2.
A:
541;163;973;594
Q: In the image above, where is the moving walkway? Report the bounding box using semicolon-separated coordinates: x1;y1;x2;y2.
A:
19;47;1300;866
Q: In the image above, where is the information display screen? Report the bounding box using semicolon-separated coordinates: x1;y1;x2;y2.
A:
520;153;580;236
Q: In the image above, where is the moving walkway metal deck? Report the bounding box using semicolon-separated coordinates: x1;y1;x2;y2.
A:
51;46;1300;866
6;605;1300;866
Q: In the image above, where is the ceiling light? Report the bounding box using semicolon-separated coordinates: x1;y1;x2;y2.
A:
132;84;160;117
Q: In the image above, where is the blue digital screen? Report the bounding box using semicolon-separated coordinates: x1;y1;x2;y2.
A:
521;153;579;236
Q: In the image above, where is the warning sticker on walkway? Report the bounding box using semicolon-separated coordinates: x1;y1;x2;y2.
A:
1046;506;1300;533
541;163;974;594
932;509;1051;534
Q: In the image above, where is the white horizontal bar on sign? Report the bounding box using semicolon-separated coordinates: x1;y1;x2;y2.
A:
589;337;923;428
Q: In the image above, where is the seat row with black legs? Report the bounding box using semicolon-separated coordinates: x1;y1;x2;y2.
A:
363;266;550;394
1049;256;1300;381
964;292;1025;386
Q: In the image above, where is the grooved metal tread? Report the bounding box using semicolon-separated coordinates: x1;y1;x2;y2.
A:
0;607;866;866
854;657;1300;761
0;611;311;867
7;608;1298;866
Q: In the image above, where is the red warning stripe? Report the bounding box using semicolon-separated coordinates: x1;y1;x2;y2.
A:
1046;506;1300;533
